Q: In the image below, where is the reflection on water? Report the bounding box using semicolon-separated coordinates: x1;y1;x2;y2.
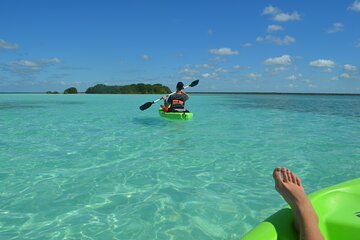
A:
132;117;165;126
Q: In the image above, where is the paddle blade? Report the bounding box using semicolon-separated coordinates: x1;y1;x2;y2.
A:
189;79;199;87
139;102;153;111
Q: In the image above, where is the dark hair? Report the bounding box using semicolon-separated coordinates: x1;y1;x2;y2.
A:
176;82;184;91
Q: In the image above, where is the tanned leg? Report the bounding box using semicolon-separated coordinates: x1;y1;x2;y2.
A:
273;167;324;240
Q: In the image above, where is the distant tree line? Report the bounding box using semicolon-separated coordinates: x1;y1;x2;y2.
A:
46;83;171;94
85;83;171;94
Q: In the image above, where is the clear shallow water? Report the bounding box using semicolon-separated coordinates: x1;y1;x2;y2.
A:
0;93;359;240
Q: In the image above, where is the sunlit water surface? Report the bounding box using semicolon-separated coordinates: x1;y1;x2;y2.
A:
0;94;359;239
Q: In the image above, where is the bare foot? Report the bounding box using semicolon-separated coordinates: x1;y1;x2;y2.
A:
273;167;324;240
273;167;308;209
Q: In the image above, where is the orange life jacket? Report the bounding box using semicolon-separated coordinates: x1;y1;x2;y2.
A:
171;99;184;105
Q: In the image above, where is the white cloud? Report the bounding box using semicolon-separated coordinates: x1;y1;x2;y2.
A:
243;42;253;47
332;73;352;80
196;63;214;68
349;0;360;11
265;66;288;75
267;24;283;32
196;63;212;69
344;64;357;71
263;5;300;22
327;22;343;33
215;67;228;73
142;54;150;61
209;47;239;55
247;73;261;80
276;35;295;45
0;39;18;50
309;59;335;68
208;29;214;35
256;35;295;45
180;65;197;75
11;60;39;68
7;58;61;75
273;12;300;22
264;55;292;65
263;5;280;15
340;73;350;79
197;68;229;80
10;58;61;69
286;75;297;80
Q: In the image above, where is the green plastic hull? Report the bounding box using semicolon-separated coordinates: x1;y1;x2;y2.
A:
241;178;360;240
159;108;193;120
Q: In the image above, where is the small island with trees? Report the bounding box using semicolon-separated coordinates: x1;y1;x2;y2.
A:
85;83;171;94
64;87;78;94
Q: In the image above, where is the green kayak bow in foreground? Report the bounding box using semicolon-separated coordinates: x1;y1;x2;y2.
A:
159;108;193;120
241;177;360;240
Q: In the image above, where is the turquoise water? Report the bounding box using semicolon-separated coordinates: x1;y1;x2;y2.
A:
0;93;359;239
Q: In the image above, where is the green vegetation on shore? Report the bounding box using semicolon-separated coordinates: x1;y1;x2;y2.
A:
85;83;171;94
46;83;171;94
64;87;78;94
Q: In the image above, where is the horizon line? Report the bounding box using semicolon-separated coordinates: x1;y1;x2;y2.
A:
0;91;360;96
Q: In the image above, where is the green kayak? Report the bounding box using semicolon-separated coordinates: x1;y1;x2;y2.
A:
159;108;193;120
240;177;360;240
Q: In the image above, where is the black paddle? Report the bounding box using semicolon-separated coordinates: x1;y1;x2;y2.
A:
139;79;199;111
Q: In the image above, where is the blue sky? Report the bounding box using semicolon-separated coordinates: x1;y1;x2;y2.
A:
0;0;360;93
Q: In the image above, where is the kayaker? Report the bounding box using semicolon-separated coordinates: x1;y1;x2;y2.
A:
273;167;324;240
161;82;189;112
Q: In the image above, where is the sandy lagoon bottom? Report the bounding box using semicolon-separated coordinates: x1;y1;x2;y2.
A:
0;93;359;239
